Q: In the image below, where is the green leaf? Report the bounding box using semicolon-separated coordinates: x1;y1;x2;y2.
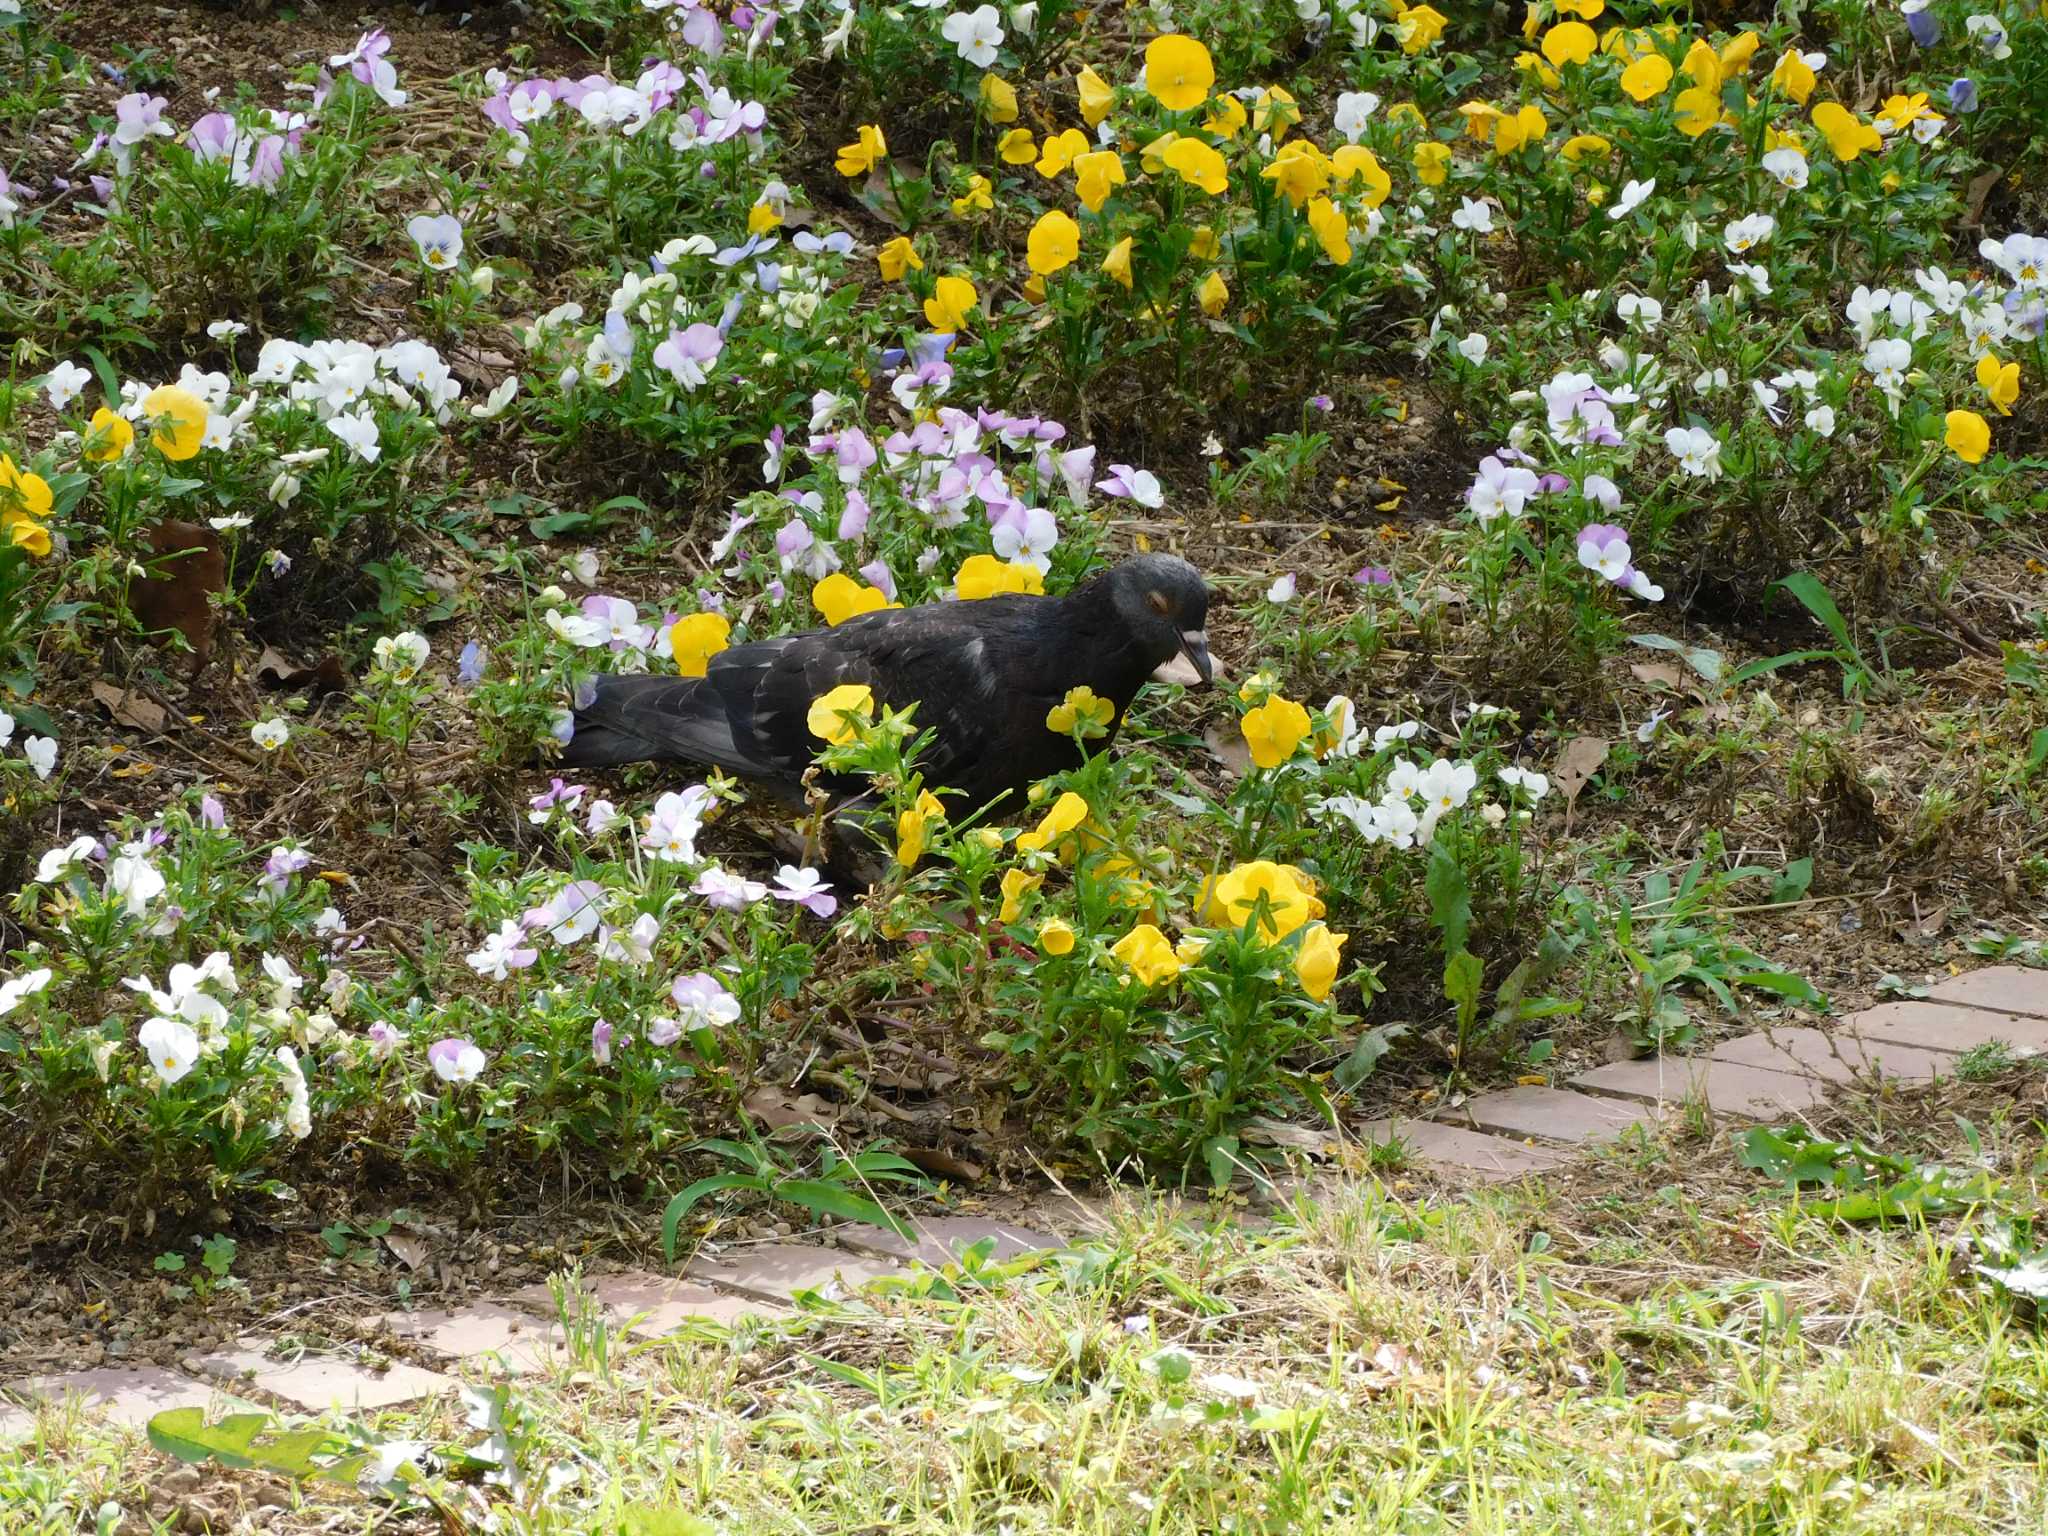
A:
147;1408;354;1483
2029;727;2048;770
1443;951;1484;1026
660;1174;767;1263
617;1509;717;1536
1424;842;1472;959
1727;648;1845;687
1732;969;1823;1005
772;1178;912;1237
1333;1024;1406;1091
1776;571;1856;655
1770;858;1814;904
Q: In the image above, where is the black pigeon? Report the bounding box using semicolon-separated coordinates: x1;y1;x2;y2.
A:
558;554;1216;813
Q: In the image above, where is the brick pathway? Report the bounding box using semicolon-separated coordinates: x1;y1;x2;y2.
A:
5;966;2040;1436
1383;965;2048;1182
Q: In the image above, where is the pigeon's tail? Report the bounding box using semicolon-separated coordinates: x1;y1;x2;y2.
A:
558;674;739;771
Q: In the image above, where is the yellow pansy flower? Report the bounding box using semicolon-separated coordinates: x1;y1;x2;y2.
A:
1252;85;1299;142
1542;21;1597;66
1202;860;1323;941
1944;409;1990;464
1811;101;1883;160
1241;694;1312;768
1111;922;1182;986
1261;139;1330;207
1718;29;1760;75
1770;48;1816;104
1197;268;1228;317
1294;924;1348;1002
813;572;898;625
142;385;207;461
1027;210;1081;276
1077;65;1114;126
1397;4;1447;53
1144;34;1214;111
1332;144;1392;206
1102;236;1134;289
1037;918;1076;956
1205;95;1247;139
1557;0;1603;16
954;553;1043;599
998;127;1039;164
1672;84;1721;137
670;612;731;677
1161;136;1228;194
1493;103;1548;154
1385;102;1428;134
877;236;923;280
981;73;1019;124
1046;685;1115;738
1073;149;1127;213
1017;789;1088;857
999;867;1044;923
924;274;979;331
1035;127;1092;178
1681;37;1722;90
835;123;887;177
1414;141;1452;185
896;805;929;866
951;174;995;215
806;683;875;744
1620;53;1673;101
1560;133;1612;162
84;407;135;463
1189;225;1220;259
1306;197;1352;265
1977;354;2020;415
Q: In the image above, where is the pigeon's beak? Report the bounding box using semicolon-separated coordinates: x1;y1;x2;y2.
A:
1151;629;1218;687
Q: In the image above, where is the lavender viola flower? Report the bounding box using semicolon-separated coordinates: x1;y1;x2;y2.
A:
1465;454;1539;525
465;919;538;980
1901;0;1939;48
837;488;871;541
458;640;486;686
693;865;768;909
670;971;742;1029
330;29;408;108
199;794;226;830
652;323;722;390
859;559;897;601
366;1021;400;1061
1095;463;1164;507
770;865;837;918
679;5;727;57
591;1019;615;1066
427;1036;486;1084
792;230;856;256
113;93;174;150
262;843;312;895
406;213;464;272
1575;523;1632;584
1353;565;1394;586
188;112;238;163
542;880;607;945
243;136;289;191
1949;78;1979;114
528;776;587;822
1308;394;1334;413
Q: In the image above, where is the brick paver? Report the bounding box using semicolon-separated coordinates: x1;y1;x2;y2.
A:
189;1343;451;1412
1361;1118;1571;1182
681;1243;904;1302
16;1366;220;1429
1571;1057;1831;1119
1710;1027;1954;1084
1838;1001;2048;1057
838;1217;1063;1268
1925;966;2048;1020
368;1304;569;1375
1455;1085;1661;1144
587;1270;787;1334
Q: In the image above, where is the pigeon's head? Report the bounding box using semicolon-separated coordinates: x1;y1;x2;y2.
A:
1108;554;1216;686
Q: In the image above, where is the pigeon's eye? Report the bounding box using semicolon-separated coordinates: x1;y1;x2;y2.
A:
1145;589;1171;617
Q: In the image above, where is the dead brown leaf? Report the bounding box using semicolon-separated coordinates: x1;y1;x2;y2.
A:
256;646;351;696
130;521;225;673
1203;722;1253;777
1629;661;1688;692
742;1085;840;1133
1551;735;1611;803
90;681;169;734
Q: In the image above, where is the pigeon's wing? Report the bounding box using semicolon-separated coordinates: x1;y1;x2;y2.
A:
718;598;1054;802
559;672;771;780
